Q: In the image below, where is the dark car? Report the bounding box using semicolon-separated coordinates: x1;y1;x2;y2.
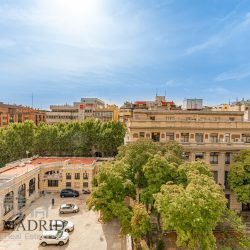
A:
82;189;91;194
60;189;79;198
4;212;25;229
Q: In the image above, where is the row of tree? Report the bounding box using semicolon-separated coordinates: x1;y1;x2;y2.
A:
0;120;126;167
87;139;250;250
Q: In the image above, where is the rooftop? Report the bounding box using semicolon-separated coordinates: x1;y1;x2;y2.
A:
0;157;97;187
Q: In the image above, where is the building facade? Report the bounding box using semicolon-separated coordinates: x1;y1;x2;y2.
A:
0;157;99;230
46;98;119;124
125;109;250;213
0;102;46;127
213;99;250;121
119;96;178;123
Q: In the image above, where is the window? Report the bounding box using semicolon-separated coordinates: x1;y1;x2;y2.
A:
242;134;250;143
181;133;189;143
166;133;174;141
18;113;22;123
195;152;204;160
4;191;14;215
232;134;241;142
29;178;36;196
210;134;218;143
225;133;230;143
139;132;145;138
18;184;26;209
150;116;155;120
48;180;58;187
224;171;229;189
182;152;190;161
83;182;89;188
133;133;138;139
225;152;230;164
152;132;160;142
195;133;204;143
83;172;89;180
210;152;219;164
9;114;14;123
75;173;80;180
225;194;230;209
242;203;250;211
66;182;71;188
66;173;71;180
212;171;218;183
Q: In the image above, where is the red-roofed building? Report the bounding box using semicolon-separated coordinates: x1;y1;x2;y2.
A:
0;156;100;230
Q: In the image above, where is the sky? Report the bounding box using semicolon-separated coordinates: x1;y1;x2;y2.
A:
0;0;250;109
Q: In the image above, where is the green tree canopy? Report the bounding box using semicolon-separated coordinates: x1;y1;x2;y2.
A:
154;170;227;250
0;119;126;166
229;149;250;204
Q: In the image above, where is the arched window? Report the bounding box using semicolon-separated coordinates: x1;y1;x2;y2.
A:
18;184;26;209
4;191;14;215
29;178;36;196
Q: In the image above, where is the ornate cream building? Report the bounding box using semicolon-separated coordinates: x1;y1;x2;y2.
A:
46;98;119;124
0;157;99;230
125;109;250;213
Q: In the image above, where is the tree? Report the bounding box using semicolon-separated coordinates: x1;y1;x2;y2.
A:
141;154;177;206
0;119;126;165
87;162;134;234
131;203;151;248
154;168;227;250
98;121;126;157
229;149;250;204
177;160;212;186
217;209;250;249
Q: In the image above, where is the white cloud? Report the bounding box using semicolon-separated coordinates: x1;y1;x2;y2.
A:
185;11;250;55
208;86;230;95
0;0;156;76
214;65;250;81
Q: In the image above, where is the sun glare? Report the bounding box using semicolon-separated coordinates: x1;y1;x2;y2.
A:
36;0;105;38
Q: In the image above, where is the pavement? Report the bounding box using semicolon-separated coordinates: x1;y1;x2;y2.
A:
0;194;126;250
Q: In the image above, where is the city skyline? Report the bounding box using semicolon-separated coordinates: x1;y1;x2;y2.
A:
1;0;250;109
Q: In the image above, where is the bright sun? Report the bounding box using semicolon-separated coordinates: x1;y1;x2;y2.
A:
36;0;106;38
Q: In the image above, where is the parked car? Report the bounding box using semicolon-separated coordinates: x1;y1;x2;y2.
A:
4;212;25;230
51;220;74;232
60;189;79;198
59;204;79;214
39;230;69;247
82;189;91;194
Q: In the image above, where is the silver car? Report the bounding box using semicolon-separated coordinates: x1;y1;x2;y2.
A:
59;204;79;214
39;230;69;247
51;220;74;232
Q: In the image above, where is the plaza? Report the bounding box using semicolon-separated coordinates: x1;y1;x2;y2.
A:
0;193;125;250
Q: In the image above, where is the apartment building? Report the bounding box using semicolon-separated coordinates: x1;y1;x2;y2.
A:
119;96;178;123
0;102;46;127
213;99;250;121
0;157;99;230
46;98;119;124
125;109;250;213
93;104;119;122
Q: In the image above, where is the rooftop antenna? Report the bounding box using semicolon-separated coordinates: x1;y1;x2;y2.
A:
164;89;166;99
32;93;34;108
156;88;158;97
